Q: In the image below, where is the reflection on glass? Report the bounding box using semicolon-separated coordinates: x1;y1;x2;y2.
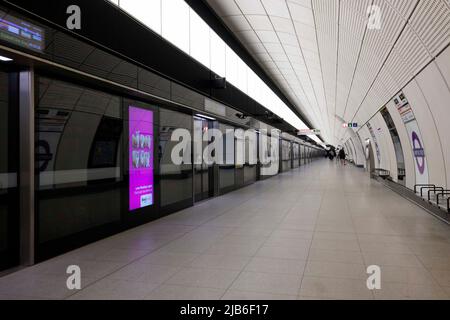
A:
36;77;123;244
0;71;18;270
159;109;193;206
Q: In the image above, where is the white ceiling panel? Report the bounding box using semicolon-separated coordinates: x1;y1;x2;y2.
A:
256;30;280;42
271;16;296;33
278;32;299;46
287;2;315;25
222;15;251;31
261;0;291;18
207;0;242;16
247;15;274;30
235;0;266;15
206;0;450;145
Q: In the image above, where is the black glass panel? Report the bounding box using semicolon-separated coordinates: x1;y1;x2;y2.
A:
0;70;19;271
219;123;235;191
159;109;193;207
35;77;123;247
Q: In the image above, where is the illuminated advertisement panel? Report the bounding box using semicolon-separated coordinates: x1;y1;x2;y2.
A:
129;106;154;211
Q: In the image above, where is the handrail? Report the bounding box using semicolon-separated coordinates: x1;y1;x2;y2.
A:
427;187;445;201
420;186;439;198
414;184;435;194
412;184;450;216
436;191;450;206
447;197;450;214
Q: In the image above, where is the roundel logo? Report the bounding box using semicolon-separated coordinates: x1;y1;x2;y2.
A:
412;131;425;175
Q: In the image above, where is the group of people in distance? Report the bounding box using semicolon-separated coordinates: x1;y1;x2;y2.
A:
326;147;347;166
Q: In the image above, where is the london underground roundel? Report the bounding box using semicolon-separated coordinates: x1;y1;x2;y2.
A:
412;131;425;175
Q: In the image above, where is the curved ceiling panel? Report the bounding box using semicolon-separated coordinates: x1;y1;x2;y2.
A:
206;0;450;145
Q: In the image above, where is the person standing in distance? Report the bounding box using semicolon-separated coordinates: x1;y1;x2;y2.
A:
339;148;346;166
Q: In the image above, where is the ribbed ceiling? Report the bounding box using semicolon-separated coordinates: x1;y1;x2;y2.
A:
206;0;450;145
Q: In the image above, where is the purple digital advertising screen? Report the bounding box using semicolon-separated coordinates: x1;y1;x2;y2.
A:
129;106;154;211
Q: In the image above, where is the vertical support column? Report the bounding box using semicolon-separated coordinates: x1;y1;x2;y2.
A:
19;70;34;266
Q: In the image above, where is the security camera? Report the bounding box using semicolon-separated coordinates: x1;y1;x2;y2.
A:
236;113;247;120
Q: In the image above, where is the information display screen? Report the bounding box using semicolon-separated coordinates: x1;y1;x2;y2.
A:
0;10;44;52
129;106;154;211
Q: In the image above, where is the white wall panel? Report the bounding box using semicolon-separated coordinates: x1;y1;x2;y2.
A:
402;79;446;188
414;62;450;188
436;44;450;88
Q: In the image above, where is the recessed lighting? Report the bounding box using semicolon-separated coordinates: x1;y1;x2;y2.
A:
195;114;216;121
0;55;13;62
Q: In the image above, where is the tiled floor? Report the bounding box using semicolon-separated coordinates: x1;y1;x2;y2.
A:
2;160;450;300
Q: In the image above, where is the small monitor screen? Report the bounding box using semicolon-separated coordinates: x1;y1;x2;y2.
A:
0;10;44;52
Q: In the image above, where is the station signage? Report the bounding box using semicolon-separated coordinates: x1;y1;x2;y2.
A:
393;92;429;184
394;93;415;124
0;10;44;52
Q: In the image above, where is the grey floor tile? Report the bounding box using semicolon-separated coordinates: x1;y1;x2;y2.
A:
363;252;424;268
92;248;151;263
3;160;450;301
230;271;302;296
0;273;96;299
188;254;251;270
310;239;360;252
307;248;365;264
222;290;296;300
244;257;306;275
205;243;261;256
299;276;374;300
255;245;310;260
373;282;448;300
304;261;367;280
144;285;224;300
108;262;180;283
68;278;160;300
376;265;436;285
165;267;240;289
138;251;199;267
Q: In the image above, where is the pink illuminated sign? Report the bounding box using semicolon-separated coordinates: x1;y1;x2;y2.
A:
129;106;154;211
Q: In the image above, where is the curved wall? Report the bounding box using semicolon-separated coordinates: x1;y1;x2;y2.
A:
350;44;450;191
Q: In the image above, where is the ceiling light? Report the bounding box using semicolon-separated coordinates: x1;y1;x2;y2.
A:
195;114;216;121
0;55;13;62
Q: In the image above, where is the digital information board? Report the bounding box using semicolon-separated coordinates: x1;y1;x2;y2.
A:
129;106;154;211
0;10;44;52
